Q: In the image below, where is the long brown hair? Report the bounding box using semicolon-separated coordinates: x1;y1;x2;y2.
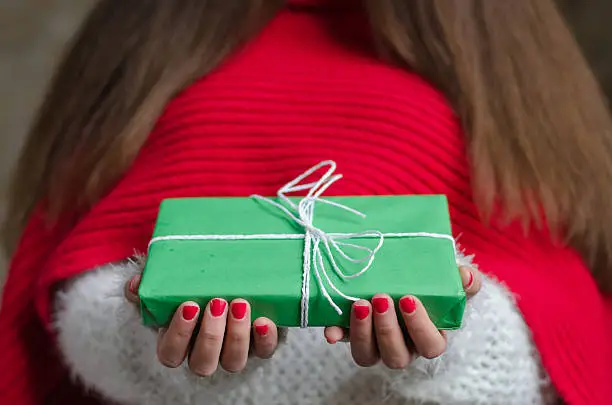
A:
3;0;612;292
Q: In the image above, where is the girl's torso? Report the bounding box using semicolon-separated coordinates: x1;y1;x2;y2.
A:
3;4;610;405
141;7;474;217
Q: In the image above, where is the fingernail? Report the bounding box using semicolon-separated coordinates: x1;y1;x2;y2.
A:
464;271;474;289
353;305;370;320
399;296;417;314
255;324;269;337
129;275;140;294
210;299;227;317
231;302;248;320
372;297;389;314
182;304;199;321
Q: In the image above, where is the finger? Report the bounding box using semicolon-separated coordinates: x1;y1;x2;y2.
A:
349;300;379;367
157;302;200;368
220;299;251;373
189;298;227;377
124;274;141;303
324;327;349;344
252;317;278;359
459;266;481;297
372;295;411;369
399;296;446;359
324;327;346;344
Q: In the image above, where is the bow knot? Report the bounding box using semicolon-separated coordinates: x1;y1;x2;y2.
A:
252;160;384;327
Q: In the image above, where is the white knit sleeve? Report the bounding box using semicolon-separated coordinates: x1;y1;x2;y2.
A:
375;252;558;405
54;259;281;405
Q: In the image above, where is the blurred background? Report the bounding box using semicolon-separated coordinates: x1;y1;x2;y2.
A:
0;0;611;289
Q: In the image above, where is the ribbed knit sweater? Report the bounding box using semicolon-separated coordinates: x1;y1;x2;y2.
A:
1;1;611;404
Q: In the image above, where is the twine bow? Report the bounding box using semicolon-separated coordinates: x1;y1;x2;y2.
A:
252;160;384;327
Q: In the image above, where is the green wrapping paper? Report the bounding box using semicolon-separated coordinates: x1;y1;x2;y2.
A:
139;195;465;329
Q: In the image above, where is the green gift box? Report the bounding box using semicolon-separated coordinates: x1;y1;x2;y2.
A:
139;189;465;329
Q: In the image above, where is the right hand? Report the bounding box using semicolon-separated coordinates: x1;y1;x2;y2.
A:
125;274;280;376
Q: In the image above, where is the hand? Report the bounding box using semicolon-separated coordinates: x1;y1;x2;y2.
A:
324;266;481;368
125;275;280;376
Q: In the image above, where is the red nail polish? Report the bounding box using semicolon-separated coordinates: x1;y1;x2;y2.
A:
255;324;269;337
372;297;389;314
353;305;370;320
231;302;248;320
129;276;140;294
465;271;474;289
210;299;227;317
182;305;199;321
399;296;417;314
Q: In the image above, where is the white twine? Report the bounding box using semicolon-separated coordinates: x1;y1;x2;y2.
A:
149;160;456;328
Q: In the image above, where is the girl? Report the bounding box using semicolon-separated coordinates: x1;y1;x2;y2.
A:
1;0;612;404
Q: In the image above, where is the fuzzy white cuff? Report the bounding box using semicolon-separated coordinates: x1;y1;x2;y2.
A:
54;260;274;405
375;251;557;405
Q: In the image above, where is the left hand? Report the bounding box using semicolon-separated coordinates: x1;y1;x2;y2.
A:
324;265;481;369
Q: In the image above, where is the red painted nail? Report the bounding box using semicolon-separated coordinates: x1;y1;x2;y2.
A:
255;324;269;337
465;271;474;289
182;305;199;321
372;297;389;314
399;296;417;314
353;305;370;320
210;299;227;317
128;276;140;294
231;302;248;320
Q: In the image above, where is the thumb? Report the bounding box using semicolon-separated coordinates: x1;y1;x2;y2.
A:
124;274;142;303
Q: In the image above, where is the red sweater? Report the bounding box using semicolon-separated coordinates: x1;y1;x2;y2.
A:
1;1;611;404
